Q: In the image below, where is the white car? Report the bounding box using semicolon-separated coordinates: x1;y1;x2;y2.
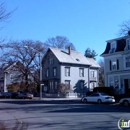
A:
81;93;115;104
119;98;130;106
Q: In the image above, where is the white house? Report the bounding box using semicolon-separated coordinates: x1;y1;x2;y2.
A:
101;34;130;94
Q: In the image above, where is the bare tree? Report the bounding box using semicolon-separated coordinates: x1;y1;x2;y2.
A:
119;20;130;36
44;36;76;50
0;2;15;45
1;40;46;91
0;2;13;21
98;58;104;87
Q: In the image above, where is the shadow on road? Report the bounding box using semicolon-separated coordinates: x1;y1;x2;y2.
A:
0;99;130;113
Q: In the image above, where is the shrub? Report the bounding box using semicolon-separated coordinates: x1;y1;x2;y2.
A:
57;83;71;94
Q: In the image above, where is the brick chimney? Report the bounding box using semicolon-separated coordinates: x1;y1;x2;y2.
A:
68;46;71;55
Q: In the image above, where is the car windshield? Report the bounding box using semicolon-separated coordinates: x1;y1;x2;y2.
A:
100;93;109;96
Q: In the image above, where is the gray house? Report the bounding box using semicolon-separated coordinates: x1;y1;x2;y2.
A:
41;47;100;96
101;34;130;94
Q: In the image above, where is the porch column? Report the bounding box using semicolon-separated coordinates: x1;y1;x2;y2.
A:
4;72;7;92
88;67;90;90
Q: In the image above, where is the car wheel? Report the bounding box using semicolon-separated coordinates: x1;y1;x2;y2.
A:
123;100;129;106
83;99;87;103
97;99;102;104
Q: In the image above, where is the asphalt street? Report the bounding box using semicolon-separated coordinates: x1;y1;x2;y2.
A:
0;99;130;130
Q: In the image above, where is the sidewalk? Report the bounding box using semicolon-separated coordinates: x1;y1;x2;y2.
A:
33;97;81;102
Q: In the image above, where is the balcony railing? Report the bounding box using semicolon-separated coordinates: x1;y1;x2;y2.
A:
90;77;96;81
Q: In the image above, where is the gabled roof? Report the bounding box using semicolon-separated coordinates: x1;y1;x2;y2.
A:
43;47;100;68
49;47;91;66
4;61;20;72
86;58;100;68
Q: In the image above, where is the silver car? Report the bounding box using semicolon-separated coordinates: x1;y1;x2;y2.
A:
81;93;115;104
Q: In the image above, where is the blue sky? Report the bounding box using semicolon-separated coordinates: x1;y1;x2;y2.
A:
1;0;130;61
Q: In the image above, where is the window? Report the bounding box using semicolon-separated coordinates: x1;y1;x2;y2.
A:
54;81;58;89
112;61;117;70
125;39;130;50
65;80;70;86
65;67;70;76
76;58;80;61
49;81;53;89
109;41;116;53
110;60;119;70
10;74;13;80
80;81;84;89
48;58;54;65
90;93;99;97
90;71;95;78
79;68;84;77
46;69;49;77
53;67;57;77
125;55;130;68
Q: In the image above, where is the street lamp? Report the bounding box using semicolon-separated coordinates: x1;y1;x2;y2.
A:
24;46;43;99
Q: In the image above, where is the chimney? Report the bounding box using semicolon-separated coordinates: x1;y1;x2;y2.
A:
68;46;71;55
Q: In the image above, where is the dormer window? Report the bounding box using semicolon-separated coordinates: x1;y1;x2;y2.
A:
109;41;116;53
48;58;54;65
124;38;130;50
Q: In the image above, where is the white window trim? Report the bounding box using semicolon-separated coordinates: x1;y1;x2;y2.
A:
124;54;130;69
111;60;117;71
79;68;84;77
109;41;116;53
65;67;70;77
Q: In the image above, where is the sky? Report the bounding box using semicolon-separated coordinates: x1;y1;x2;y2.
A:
1;0;130;62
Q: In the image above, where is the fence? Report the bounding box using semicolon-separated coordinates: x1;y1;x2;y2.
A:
42;92;77;98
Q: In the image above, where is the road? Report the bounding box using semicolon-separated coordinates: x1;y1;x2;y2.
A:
0;99;130;130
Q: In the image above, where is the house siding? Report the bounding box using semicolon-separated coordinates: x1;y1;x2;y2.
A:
60;64;89;92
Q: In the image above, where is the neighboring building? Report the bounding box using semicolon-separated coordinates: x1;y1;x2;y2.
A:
3;61;23;92
0;68;4;91
101;34;130;94
41;47;100;96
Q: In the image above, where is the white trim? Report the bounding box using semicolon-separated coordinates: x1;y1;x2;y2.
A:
107;72;130;76
103;54;122;59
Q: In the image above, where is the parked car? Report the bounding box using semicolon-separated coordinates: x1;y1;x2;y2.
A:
119;98;130;106
3;92;13;98
81;92;115;104
0;92;4;98
17;92;33;99
11;92;19;99
17;92;26;99
25;92;33;99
